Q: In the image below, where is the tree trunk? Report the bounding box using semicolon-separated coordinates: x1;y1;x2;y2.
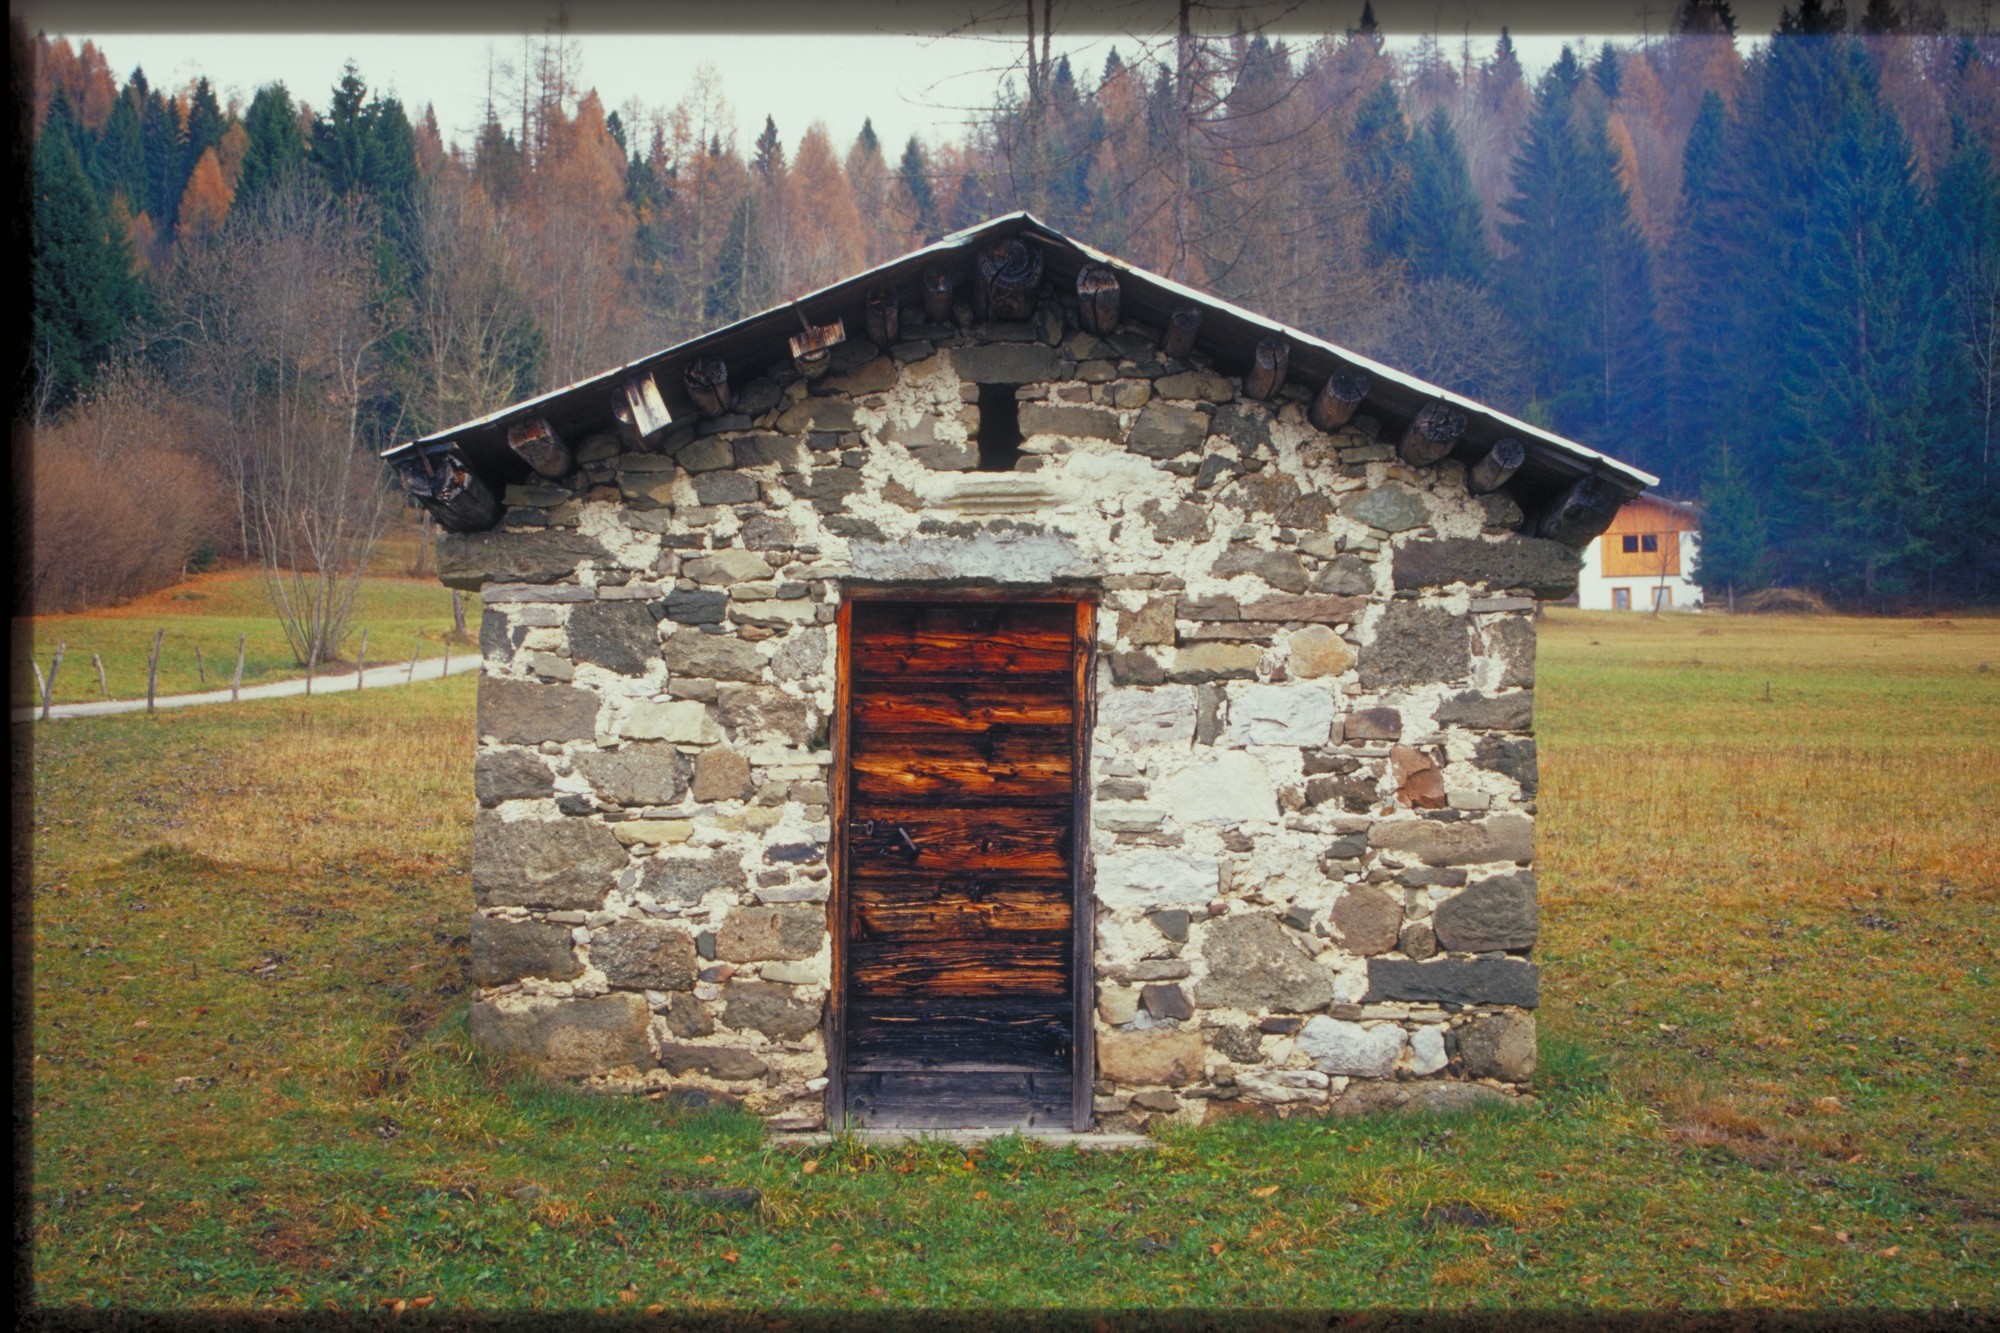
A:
1075;265;1120;335
1243;338;1290;401
974;238;1043;322
1467;438;1526;494
683;357;733;417
1309;371;1370;432
1162;307;1203;360
865;289;901;346
507;417;573;479
1397;400;1468;467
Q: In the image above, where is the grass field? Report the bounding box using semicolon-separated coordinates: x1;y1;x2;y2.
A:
15;565;478;709
23;609;1998;1313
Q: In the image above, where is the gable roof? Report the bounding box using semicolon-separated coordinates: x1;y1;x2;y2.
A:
383;212;1656;519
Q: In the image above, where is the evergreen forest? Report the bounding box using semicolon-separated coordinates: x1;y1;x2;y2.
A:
26;1;2000;612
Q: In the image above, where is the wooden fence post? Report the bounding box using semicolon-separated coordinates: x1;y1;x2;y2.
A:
452;590;467;641
30;661;45;717
146;629;164;713
441;633;451;678
355;628;369;690
231;634;245;703
195;644;206;685
40;643;65;720
407;641;419;685
306;641;317;697
93;653;108;701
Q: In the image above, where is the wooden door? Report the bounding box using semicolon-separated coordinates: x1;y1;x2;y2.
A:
831;598;1093;1130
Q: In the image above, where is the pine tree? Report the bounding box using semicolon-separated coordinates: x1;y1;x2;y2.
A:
1499;52;1665;464
32;125;144;409
1660;90;1735;492
704;193;754;325
236;83;307;216
1775;46;1957;603
752;116;784;179
1592;42;1623;100
1692;442;1772;607
898;138;940;241
1400;107;1489;287
1347;78;1410;262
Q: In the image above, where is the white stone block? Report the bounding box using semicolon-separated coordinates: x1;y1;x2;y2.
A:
1095;850;1220;910
1159;749;1278;825
1098;686;1198;746
1298;1016;1405;1078
614;699;719;743
1407;1025;1448;1075
1223;683;1336;746
1234;1068;1330;1104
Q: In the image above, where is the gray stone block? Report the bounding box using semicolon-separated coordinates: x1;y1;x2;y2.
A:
592;919;699;991
661;632;765;682
1362;958;1540;1008
1392;537;1579;599
721;981;821;1039
573;744;690;807
470;915;581;985
477;675;600;745
1432;871;1539;953
472;811;626;909
474;748;555;807
1369;813;1534;867
1193;913;1337;1013
1457;1011;1537;1081
438;529;610;592
468;993;653;1077
1128;403;1211;458
952;342;1060;384
630;852;747;905
1356;603;1472;690
716;905;826;962
1434;690;1535;732
567;601;660;675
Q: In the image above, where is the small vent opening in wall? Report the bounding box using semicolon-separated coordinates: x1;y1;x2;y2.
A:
976;384;1023;472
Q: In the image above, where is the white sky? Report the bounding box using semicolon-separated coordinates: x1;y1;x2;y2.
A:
63;30;1664;159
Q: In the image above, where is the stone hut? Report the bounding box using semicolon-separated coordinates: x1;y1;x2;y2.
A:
386;213;1654;1134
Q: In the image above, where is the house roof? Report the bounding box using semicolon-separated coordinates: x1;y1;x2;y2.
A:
382;212;1656;517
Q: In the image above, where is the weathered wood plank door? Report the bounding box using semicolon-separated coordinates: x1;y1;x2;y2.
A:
832;598;1093;1130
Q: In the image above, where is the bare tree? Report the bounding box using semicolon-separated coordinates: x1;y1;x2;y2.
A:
164;180;394;665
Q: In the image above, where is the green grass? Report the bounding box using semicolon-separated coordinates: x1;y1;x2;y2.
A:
17;566;479;708
25;612;2000;1312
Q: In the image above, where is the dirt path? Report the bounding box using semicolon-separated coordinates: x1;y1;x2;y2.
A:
13;655;482;723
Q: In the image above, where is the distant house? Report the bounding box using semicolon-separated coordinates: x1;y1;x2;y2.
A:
1578;495;1702;611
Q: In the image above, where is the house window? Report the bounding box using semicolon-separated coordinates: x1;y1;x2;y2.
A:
1621;535;1640;554
1641;533;1659;553
1654;587;1672;611
1612;587;1632;610
976;383;1023;472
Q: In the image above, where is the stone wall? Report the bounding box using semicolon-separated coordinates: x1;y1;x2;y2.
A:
448;302;1571;1131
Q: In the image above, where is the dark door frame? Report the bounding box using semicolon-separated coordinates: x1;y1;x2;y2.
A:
823;587;1098;1132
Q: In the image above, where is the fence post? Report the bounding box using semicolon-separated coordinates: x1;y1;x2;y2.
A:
231;633;245;703
441;634;450;679
306;641;317;697
195;644;206;685
30;661;45;718
93;652;108;701
40;642;65;720
407;641;419;685
355;628;369;691
146;629;164;713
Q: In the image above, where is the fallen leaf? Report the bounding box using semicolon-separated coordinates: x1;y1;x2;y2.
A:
973;1190;989;1200
410;1297;434;1309
721;1251;739;1264
801;1160;819;1174
618;1290;636;1304
1210;1242;1225;1255
1844;1153;1865;1165
645;1305;666;1316
1836;1231;1852;1243
697;1155;716;1165
1878;1246;1900;1258
1251;1185;1280;1198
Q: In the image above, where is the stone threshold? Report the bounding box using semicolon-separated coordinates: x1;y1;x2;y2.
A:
770;1129;1157;1151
